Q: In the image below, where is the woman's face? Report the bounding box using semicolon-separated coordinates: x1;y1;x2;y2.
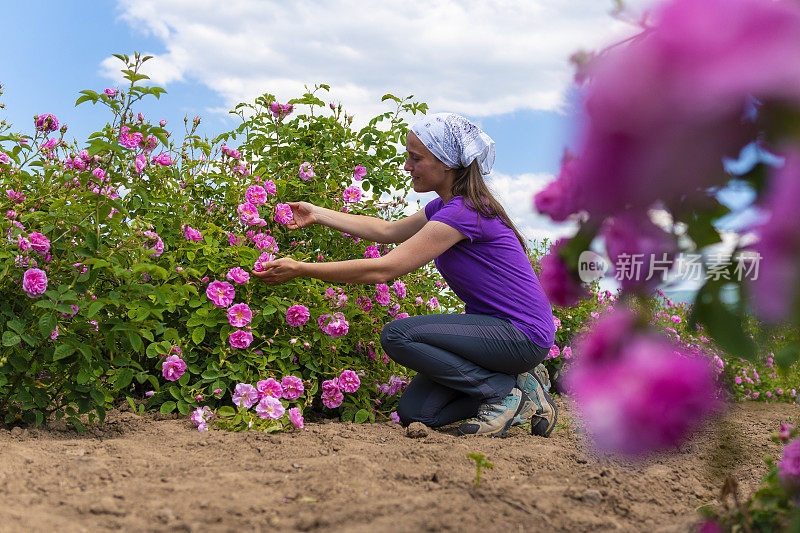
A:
404;132;453;196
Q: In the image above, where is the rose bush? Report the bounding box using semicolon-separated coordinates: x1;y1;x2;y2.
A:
0;53;460;430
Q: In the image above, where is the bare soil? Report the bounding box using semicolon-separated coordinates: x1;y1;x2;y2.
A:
0;399;797;532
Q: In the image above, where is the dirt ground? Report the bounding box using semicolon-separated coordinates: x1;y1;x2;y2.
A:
0;399;797;533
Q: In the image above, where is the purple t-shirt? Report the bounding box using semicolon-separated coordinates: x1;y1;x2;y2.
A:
424;195;555;346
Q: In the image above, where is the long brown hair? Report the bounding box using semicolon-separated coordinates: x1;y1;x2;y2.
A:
451;160;529;254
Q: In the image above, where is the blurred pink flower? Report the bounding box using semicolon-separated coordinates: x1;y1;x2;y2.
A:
395;312;410;320
390;411;401;424
566;0;800;217
392;280;407;299
153;152;172;166
281;376;305;400
256;377;282;399
553;316;562;329
538;238;588;307
229;329;253;349
533;151;580;222
364;245;381;259
779;438;800;493
567;308;721;456
22;268;47;298
227;303;253;327
338;370;361;393
286;304;310;327
226;267;250;284
162;355;186;381
562;346;572;359
206;280;235;307
426;297;439;310
750;150;800;323
232;383;259;409
288;407;304;428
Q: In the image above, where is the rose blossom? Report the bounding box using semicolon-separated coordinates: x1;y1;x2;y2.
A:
245;185;268;205
375;284;391;306
286;304;310;326
28;232;50;255
299;162;315;180
226;267;250;284
22;268;48;298
392;280;407;299
142;230;164;257
237;202;259;224
262;179;277;196
256;378;283;399
162;355;187;381
35;113;59;132
232;383;259;409
183;225;203;241
229;330;253;349
288;407;304;429
338;370;361;393
104;88;118;97
256;396;285;419
135;154;147;173
343;185;362;204
227;303;253;327
274;203;293;225
364;245;380;259
206;280;235;307
321;382;344;409
281;376;305;400
353;165;367;181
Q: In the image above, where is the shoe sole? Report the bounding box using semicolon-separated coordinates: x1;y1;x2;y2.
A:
531;383;558;438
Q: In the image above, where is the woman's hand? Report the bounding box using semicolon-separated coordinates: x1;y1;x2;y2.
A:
285;201;317;230
251;257;304;285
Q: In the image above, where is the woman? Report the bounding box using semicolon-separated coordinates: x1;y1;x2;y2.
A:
254;113;557;437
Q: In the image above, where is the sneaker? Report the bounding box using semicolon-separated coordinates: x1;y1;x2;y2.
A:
512;368;558;437
458;387;525;437
511;364;549;426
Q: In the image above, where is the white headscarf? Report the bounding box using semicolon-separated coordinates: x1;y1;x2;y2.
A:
410;113;495;175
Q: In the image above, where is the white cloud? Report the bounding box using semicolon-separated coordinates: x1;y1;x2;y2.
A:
106;0;655;121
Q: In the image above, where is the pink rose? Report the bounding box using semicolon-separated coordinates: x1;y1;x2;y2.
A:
353;165;367;181
286;304;310;327
253;251;276;272
274;203;293;225
392;280;407;299
280;376;305;400
229;329;253;349
232;383;259;409
22;268;48;298
256;378;282;399
245;185;268;205
183;225;203;241
299;162;315;180
237;202;259;224
134;154;147;173
256;396;285;419
104;88;118;98
262;179;277;196
342;185;362;204
338;370;361;393
288;407;304;429
206;280;236;307
162;355;187;381
35;113;59;132
227;303;253;327
226;267;250;284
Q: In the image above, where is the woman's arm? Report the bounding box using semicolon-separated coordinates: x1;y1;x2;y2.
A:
294;202;428;244
253;220;465;285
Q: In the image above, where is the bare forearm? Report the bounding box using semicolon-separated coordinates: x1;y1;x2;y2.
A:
312;205;391;243
297;258;390;284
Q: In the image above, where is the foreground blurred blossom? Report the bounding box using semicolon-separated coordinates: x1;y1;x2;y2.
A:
566;308;721;456
286;304;310;326
750;150;800;322
543;0;800;218
538;238;588;307
256;396;285;420
779;439;800;493
206;280;235;307
22;268;48;298
288;407;304;429
232;383;259;409
281;376;304;400
161;355;186;381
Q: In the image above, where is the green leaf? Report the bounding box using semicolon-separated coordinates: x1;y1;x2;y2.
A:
38;314;57;339
160;401;177;414
53;344;76;361
87;300;104;319
354;409;370;424
114;368;134;389
192;326;206;344
90;389;106;406
2;331;21;347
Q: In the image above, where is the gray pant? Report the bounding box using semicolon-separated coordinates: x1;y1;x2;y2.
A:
380;313;550;427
